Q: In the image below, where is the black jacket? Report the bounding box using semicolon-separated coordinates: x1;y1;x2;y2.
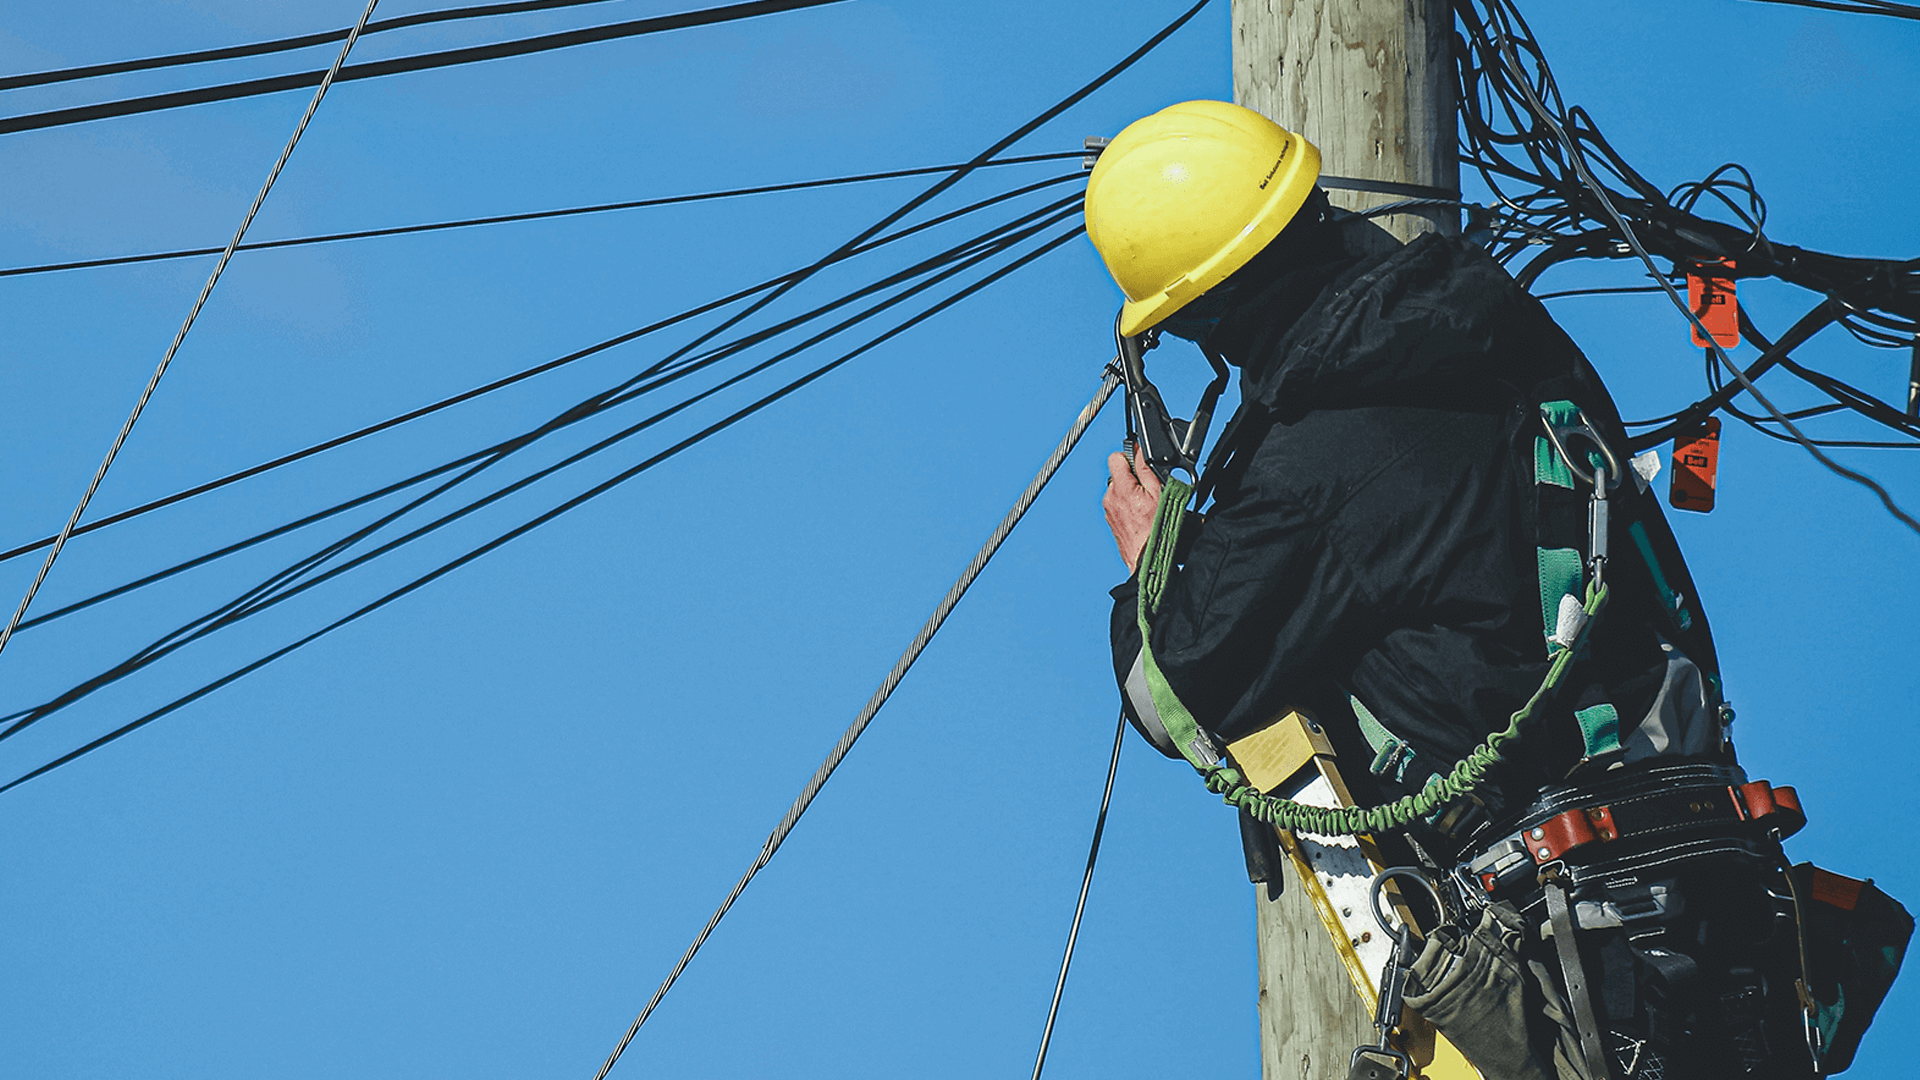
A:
1109;225;1727;823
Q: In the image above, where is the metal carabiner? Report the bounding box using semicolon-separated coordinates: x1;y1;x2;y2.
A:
1539;407;1623;493
1112;310;1230;485
1540;406;1623;588
1347;869;1448;1080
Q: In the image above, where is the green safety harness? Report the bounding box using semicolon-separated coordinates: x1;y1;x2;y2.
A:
1133;399;1669;838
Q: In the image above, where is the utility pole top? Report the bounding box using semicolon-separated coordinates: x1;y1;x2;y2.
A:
1235;0;1457;245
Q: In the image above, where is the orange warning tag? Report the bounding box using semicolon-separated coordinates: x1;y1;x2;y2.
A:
1686;259;1739;348
1669;417;1721;513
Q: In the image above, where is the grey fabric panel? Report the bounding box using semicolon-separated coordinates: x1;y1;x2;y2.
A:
1123;649;1179;758
1620;640;1722;764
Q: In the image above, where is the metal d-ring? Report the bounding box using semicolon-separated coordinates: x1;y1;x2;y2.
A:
1540;407;1623;492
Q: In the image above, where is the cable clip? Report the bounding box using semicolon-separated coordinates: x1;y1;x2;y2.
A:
1541;407;1621;587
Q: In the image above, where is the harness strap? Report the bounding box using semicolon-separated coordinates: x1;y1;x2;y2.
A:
1543;870;1617;1080
1133;475;1223;771
1350;693;1426;784
1627;520;1694;632
1538;400;1624;765
1572;704;1621;763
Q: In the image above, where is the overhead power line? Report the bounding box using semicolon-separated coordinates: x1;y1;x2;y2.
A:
0;0;382;668
0;0;849;136
0;193;1085;738
0;222;1091;792
0;0;628;91
0;205;1083;734
0;175;1086;739
1734;0;1920;21
0;170;1086;572
0;152;1084;279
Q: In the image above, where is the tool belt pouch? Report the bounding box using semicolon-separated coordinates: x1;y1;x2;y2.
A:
1791;862;1913;1073
1403;901;1556;1080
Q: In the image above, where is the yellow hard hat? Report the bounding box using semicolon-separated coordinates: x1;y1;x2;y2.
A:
1085;100;1321;336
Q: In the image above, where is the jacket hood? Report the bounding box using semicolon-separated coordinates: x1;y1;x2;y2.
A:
1212;230;1533;422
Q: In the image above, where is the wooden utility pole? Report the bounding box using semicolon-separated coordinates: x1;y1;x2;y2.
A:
1230;3;1457;1079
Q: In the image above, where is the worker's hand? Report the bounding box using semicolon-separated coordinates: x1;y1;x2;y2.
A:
1104;445;1162;573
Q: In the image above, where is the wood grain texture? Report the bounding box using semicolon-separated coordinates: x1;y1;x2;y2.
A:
1255;878;1380;1080
1233;0;1457;242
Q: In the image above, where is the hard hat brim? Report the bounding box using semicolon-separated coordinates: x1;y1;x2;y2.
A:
1116;138;1322;337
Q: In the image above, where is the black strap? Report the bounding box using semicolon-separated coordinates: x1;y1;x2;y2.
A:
1544;871;1615;1080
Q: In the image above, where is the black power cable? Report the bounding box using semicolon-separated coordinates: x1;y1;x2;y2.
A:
0;223;1087;795
0;0;850;136
1734;0;1920;21
0;0;1211;666
1473;0;1920;534
0;170;1085;569
0;152;1084;280
0;194;1085;744
0;191;1084;726
1029;710;1125;1080
1;0;628;91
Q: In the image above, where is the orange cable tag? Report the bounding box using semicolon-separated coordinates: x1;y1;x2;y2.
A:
1686;259;1739;348
1669;417;1721;513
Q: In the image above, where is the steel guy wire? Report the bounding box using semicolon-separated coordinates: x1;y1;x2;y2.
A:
0;225;1091;791
588;368;1120;1080
1030;709;1126;1080
0;153;1086;280
0;0;1211;723
1490;25;1920;536
0;0;382;669
0;170;1087;569
0;0;850;136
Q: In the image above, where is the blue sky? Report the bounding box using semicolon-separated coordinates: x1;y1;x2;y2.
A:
2;2;1915;1077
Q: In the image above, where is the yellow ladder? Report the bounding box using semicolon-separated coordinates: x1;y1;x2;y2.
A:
1227;711;1485;1080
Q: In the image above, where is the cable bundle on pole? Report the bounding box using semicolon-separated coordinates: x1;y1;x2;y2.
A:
1452;0;1920;524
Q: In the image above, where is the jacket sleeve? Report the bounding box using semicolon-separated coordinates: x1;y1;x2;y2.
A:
1108;451;1377;747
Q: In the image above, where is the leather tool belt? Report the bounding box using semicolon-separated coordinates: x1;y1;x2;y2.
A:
1458;761;1805;905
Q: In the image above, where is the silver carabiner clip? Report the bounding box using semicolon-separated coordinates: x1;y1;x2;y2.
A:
1540;407;1623;588
1539;407;1622;493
